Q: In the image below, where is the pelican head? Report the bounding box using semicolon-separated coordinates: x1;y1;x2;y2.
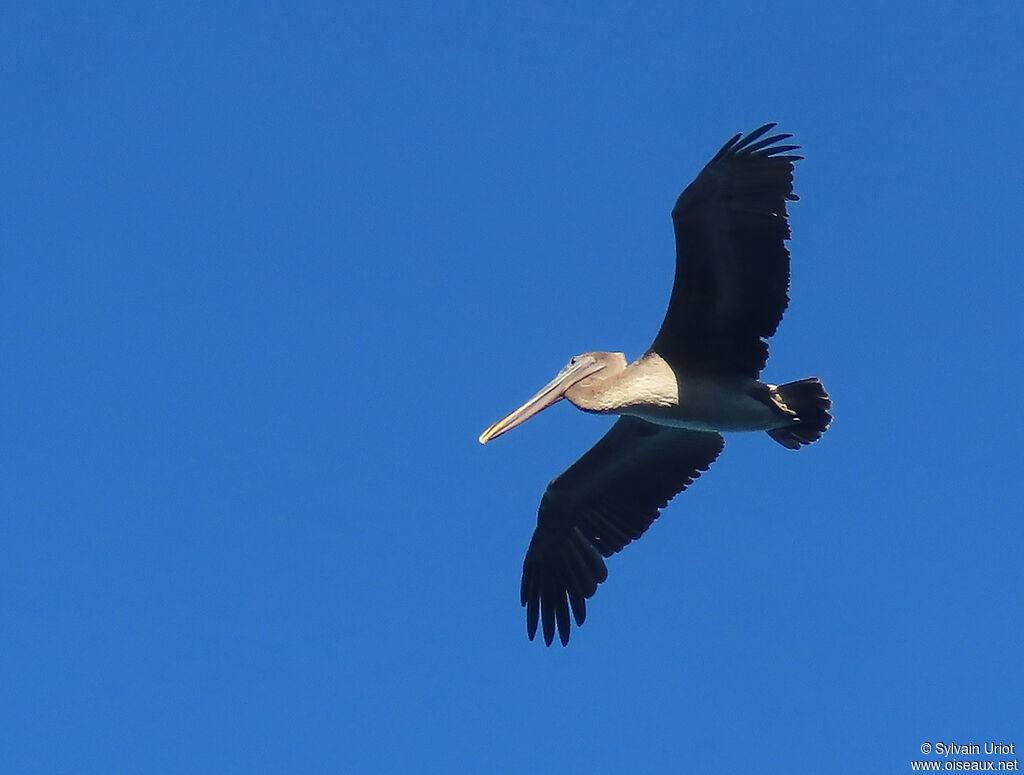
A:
479;351;627;444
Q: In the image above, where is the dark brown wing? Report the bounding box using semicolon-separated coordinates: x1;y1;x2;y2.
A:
650;123;801;377
521;417;724;646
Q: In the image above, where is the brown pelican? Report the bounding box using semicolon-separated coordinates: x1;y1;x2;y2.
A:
479;124;832;646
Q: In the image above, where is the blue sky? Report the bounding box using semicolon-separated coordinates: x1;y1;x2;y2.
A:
3;2;1022;773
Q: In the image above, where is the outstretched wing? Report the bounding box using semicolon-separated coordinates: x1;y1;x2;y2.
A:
650;123;801;377
521;417;724;646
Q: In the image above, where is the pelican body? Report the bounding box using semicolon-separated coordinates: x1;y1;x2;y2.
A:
480;351;811;439
480;125;832;646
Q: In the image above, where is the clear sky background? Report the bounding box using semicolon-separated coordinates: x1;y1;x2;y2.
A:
3;2;1022;773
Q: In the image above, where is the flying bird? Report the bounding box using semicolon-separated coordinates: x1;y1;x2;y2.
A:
479;124;832;646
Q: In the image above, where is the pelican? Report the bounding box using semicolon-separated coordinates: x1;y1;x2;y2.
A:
479;124;832;646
